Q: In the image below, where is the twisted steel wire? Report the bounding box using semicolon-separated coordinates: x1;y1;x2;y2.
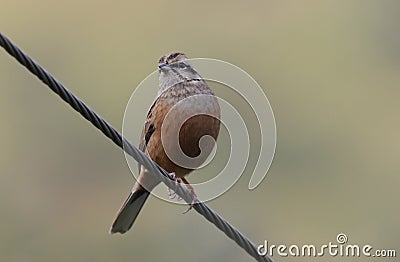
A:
0;32;274;262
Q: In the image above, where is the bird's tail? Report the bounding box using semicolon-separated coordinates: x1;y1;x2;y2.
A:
109;188;150;234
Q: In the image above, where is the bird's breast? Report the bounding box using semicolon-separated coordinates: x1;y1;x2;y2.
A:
146;84;220;177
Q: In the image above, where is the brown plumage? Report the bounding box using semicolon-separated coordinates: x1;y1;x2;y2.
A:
110;52;220;234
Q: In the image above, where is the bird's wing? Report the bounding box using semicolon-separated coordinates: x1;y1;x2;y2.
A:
137;97;158;173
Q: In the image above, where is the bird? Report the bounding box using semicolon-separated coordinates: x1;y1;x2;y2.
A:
110;52;220;234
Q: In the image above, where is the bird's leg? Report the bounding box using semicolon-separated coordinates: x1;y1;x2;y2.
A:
181;177;197;214
167;187;176;199
167;172;181;199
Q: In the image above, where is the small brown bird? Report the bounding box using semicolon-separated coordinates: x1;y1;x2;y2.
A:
110;52;220;234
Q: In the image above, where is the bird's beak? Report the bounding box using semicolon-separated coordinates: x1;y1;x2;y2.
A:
158;62;168;70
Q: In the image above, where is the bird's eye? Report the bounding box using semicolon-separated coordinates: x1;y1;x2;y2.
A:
179;63;187;69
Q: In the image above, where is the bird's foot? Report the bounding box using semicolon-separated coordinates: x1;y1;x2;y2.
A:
167;173;182;200
182;182;197;214
167;187;176;199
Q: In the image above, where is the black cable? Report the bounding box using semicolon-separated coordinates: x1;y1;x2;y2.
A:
0;32;274;262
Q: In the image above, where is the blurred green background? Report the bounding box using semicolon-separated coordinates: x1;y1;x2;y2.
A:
1;1;399;261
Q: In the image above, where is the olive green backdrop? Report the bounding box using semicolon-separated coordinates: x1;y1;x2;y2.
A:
0;1;398;261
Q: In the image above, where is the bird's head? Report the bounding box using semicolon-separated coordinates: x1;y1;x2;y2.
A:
158;52;201;92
